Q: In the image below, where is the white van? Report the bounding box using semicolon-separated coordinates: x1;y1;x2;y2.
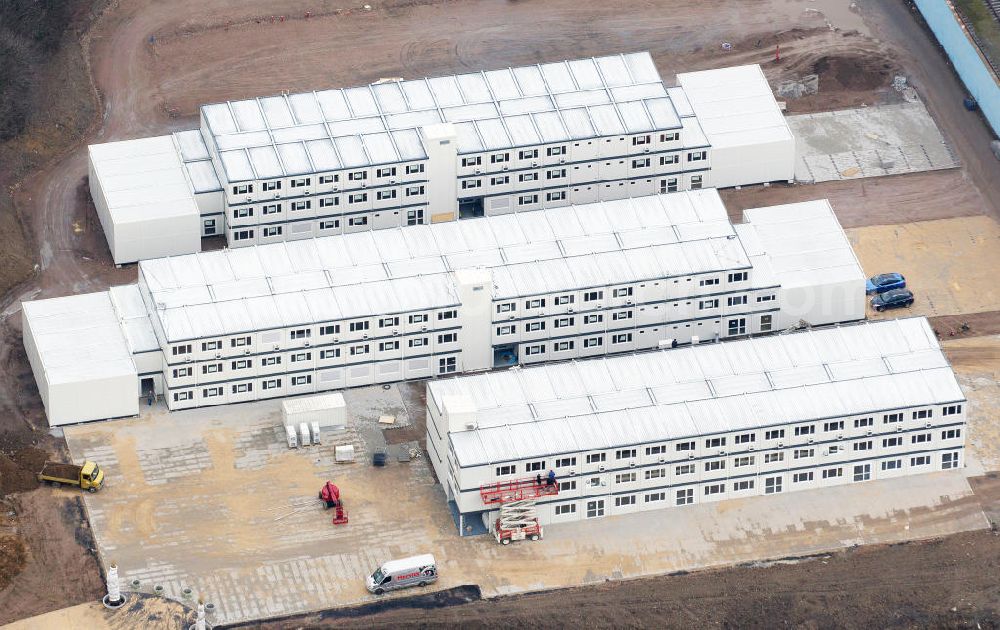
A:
366;554;438;595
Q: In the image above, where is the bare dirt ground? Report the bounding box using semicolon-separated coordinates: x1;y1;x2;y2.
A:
0;491;103;626
0;1;104;301
721;169;988;228
0;0;999;625
932;311;1000;340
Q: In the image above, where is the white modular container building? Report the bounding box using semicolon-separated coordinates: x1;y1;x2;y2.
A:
22;189;861;425
88;136;203;264
426;317;967;533
173;130;226;238
676;64;796;188
21;292;139;425
84;54;796;262
282;392;346;430
736;199;866;329
199;51;716;246
137;188;790;412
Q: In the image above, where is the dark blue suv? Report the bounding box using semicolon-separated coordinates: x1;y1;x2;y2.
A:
871;289;914;312
866;272;906;294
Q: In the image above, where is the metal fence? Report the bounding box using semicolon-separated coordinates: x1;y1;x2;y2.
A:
915;0;1000;136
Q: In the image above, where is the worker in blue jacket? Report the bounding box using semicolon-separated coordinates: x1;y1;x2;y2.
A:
546;469;556;487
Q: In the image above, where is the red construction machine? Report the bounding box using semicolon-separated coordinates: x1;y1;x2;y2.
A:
480;475;559;545
319;481;349;525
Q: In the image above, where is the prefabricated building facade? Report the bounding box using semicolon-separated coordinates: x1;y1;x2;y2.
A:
21;292;141;425
86;54;795;264
21;189;859;425
425;317;967;533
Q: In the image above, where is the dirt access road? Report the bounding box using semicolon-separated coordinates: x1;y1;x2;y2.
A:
1;0;1000;626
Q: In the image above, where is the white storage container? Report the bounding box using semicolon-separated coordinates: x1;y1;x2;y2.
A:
299;422;311;446
335;444;355;462
282;393;346;430
310;421;321;445
285;425;298;448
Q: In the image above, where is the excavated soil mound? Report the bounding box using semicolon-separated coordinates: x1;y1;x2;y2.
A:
812;54;893;92
0;447;48;495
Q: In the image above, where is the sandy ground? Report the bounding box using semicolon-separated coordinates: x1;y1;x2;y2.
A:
0;0;999;625
4;596;192;630
847;215;1000;319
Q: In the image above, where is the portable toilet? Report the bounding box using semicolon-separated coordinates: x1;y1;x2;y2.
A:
285;425;298;448
299;422;311;446
310;421;322;445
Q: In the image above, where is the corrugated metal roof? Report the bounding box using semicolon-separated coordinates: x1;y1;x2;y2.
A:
676;64;793;149
109;284;159;354
740;199;865;288
202;52;685;182
438;317;965;467
89;136;201;224
22;292;136;385
141;189;746;341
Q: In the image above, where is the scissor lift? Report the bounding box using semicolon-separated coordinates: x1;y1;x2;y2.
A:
480;476;559;545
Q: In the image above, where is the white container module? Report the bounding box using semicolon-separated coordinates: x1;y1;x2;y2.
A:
299;422;311;446
310;421;321;445
285;425;298;448
281;393;346;430
335;445;355;462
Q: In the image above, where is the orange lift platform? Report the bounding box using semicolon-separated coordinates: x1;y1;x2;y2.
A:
479;476;559;505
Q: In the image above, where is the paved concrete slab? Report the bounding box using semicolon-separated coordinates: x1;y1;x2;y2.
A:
847;215;1000;319
64;385;988;625
789;100;959;183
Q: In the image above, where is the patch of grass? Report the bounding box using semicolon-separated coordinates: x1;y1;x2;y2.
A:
954;0;1000;72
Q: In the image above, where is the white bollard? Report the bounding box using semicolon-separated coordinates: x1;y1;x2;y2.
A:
107;564;121;602
103;562;125;608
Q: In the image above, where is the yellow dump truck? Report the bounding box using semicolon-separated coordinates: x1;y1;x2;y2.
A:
37;461;104;492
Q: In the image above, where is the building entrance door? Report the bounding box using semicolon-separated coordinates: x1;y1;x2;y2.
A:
140;377;155;406
493;344;517;368
459;197;484;219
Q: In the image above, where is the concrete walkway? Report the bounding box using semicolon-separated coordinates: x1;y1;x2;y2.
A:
789;100;959;183
63;390;988;626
